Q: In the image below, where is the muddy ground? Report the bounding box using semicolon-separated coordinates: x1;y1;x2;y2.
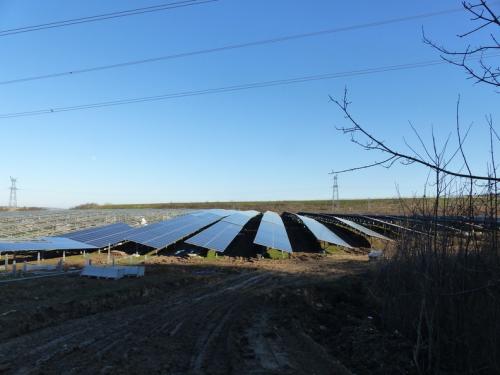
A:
0;253;414;374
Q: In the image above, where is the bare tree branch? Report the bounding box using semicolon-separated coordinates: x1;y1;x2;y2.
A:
330;90;500;182
330;156;397;174
422;0;500;88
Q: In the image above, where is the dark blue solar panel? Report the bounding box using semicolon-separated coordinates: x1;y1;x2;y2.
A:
298;215;352;248
186;211;259;252
125;215;194;244
333;216;392;241
0;237;96;252
59;223;133;247
254;211;292;253
126;211;223;249
186;222;242;252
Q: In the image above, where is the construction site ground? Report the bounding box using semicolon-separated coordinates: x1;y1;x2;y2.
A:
0;253;414;374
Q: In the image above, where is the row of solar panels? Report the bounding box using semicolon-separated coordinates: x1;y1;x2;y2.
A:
0;210;229;253
301;213;411;239
307;212;490;236
0;209;391;253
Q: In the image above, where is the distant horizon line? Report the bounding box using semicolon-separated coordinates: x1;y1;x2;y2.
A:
1;196;417;210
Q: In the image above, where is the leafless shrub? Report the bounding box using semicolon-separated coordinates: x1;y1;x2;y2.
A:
330;4;500;369
331;90;499;372
373;172;500;373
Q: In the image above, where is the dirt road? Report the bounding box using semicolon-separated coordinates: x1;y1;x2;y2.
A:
0;254;413;374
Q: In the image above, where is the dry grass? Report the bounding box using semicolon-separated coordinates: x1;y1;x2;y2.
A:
74;197;422;215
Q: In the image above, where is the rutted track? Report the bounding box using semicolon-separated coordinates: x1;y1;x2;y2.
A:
0;268;351;374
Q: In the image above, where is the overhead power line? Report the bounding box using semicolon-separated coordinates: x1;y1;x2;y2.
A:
0;5;468;85
0;0;217;37
0;57;477;119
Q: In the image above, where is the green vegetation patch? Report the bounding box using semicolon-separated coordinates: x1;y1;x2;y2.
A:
324;245;343;254
205;249;221;259
265;248;290;260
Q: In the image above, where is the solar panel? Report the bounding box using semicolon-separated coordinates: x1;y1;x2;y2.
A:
297;215;352;248
125;215;193;244
204;209;237;217
333;216;392;241
0;237;96;252
362;215;425;235
222;210;259;225
253;211;292;253
126;211;224;249
60;223;130;238
186;211;259;252
141;213;222;249
59;223;134;247
83;226;137;248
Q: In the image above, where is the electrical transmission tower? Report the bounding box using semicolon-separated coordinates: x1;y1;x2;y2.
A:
331;174;339;211
9;177;18;208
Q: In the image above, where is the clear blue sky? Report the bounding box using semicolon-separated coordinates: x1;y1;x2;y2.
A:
0;0;498;208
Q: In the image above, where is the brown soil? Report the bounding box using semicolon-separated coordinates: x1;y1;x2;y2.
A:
0;253;414;374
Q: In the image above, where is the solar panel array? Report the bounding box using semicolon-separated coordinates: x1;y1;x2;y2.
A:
0;237;96;252
254;211;292;253
59;222;135;247
361;215;425;235
297;214;352;248
186;210;260;252
333;216;392;241
0;208;400;255
125;211;227;249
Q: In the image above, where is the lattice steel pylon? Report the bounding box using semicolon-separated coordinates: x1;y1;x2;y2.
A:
8;177;18;208
332;174;339;211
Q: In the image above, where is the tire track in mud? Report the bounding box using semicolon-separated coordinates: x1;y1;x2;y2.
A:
0;271;273;374
186;274;274;374
238;312;291;373
1;267;352;375
85;273;272;374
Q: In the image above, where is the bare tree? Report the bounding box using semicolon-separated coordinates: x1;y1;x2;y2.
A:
423;0;499;88
334;4;500;373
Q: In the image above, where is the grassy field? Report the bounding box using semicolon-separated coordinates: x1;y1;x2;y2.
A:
74;195;498;215
0;206;45;212
73;198;415;215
